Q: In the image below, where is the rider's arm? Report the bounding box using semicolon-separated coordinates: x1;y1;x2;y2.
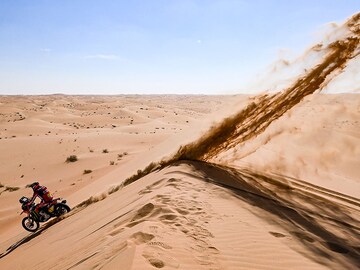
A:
28;192;38;205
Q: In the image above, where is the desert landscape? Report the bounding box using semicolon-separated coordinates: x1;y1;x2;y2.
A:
0;10;359;270
0;94;236;240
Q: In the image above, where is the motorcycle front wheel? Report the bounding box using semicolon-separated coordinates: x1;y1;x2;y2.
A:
22;217;39;232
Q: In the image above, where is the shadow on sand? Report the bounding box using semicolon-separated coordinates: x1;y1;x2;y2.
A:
175;160;360;269
0;215;66;259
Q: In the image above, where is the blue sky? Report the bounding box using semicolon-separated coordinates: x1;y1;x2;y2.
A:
0;0;359;95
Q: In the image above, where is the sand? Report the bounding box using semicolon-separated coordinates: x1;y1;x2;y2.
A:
0;11;359;270
0;92;359;269
0;94;235;243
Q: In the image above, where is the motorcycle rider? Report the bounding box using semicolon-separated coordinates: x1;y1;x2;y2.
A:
27;182;53;213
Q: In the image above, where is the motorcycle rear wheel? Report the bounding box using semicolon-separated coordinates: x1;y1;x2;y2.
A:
22;217;39;232
55;203;70;217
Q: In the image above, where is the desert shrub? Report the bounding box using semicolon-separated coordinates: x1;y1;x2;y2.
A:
5;186;20;192
102;149;109;153
0;183;4;188
118;152;128;159
110;161;115;165
66;155;78;162
108;185;122;195
83;169;92;174
123;162;159;186
76;193;107;209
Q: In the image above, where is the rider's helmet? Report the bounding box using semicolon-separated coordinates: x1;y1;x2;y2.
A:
29;182;40;191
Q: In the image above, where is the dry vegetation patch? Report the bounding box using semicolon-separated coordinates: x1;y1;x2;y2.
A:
66;155;78;163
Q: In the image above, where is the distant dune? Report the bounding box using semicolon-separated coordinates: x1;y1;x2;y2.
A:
0;12;359;270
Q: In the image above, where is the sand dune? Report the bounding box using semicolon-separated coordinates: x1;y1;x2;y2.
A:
0;95;235;244
1;162;358;269
1;11;360;270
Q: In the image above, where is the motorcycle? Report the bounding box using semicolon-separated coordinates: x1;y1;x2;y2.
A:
19;196;71;232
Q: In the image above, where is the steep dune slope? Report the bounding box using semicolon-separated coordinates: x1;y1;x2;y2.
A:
1;162;359;269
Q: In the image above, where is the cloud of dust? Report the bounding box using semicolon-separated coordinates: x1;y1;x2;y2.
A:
241;13;359;95
109;13;360;191
165;12;360;163
322;53;360;93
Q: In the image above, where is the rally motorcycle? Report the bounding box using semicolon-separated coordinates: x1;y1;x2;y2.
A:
19;196;71;232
